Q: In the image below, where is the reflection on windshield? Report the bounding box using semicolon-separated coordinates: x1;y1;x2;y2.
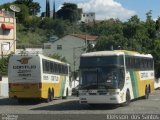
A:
81;70;97;85
80;66;124;90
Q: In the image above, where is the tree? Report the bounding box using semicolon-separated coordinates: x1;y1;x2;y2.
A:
145;10;156;39
152;39;160;78
56;3;81;23
46;0;50;17
0;3;29;24
156;17;160;32
14;0;41;15
15;4;29;23
24;16;41;30
94;35;127;51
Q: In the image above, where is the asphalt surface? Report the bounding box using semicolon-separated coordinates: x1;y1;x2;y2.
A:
0;90;160;120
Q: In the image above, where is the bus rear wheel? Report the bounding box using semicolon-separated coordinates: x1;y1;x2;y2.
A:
144;86;149;99
45;90;52;103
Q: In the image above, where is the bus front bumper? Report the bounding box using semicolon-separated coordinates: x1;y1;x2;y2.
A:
79;95;123;104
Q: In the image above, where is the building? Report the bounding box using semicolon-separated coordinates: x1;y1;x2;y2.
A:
43;34;98;72
81;12;95;23
0;10;16;57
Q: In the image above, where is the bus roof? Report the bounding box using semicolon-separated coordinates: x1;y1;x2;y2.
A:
81;50;152;58
11;54;70;65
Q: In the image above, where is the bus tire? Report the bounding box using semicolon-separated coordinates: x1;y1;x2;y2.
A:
45;89;52;103
51;88;54;101
124;91;131;106
144;86;149;99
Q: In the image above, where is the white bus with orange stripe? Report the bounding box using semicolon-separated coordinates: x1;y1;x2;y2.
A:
79;50;155;105
8;54;71;103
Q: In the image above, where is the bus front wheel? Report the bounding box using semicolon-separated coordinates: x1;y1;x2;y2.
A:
123;91;131;106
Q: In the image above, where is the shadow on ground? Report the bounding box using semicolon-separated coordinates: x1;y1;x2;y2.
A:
31;100;119;111
0;97;42;105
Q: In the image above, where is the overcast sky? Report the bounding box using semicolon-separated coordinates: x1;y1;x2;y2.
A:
0;0;160;21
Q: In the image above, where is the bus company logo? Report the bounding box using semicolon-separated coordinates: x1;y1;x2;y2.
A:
17;57;32;64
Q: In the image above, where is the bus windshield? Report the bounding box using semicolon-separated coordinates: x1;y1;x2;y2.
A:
79;56;124;90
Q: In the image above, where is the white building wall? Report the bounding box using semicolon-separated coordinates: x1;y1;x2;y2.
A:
0;76;8;97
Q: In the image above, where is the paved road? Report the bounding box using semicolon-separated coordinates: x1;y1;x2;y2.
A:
0;90;160;120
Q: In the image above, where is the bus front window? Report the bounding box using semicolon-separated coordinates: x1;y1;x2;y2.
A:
80;67;125;90
100;67;125;89
99;67;118;89
80;69;98;89
80;55;125;90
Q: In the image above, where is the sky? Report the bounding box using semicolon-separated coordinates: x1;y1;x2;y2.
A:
0;0;160;21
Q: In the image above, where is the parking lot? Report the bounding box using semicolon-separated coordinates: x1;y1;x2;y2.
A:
0;90;160;120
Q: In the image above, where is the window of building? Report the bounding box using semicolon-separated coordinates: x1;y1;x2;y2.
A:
57;45;62;50
1;42;10;51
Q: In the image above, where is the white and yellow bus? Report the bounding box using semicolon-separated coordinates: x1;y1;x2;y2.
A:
8;54;72;103
79;50;155;105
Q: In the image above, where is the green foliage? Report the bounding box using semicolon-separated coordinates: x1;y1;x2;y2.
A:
1;1;160;78
45;0;50;17
56;3;81;23
39;18;78;37
0;2;30;24
79;12;160;78
0;56;10;76
0;2;12;10
14;0;41;15
15;4;30;23
94;35;127;51
16;24;48;47
24;16;41;29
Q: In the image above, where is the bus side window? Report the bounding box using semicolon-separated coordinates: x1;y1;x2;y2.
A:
42;60;47;73
46;61;50;72
0;76;2;81
50;62;54;73
55;63;58;73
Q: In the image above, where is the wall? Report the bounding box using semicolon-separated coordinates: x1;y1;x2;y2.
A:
0;11;16;57
0;76;8;97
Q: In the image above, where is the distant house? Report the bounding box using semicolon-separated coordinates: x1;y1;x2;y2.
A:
43;34;98;72
81;12;95;23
